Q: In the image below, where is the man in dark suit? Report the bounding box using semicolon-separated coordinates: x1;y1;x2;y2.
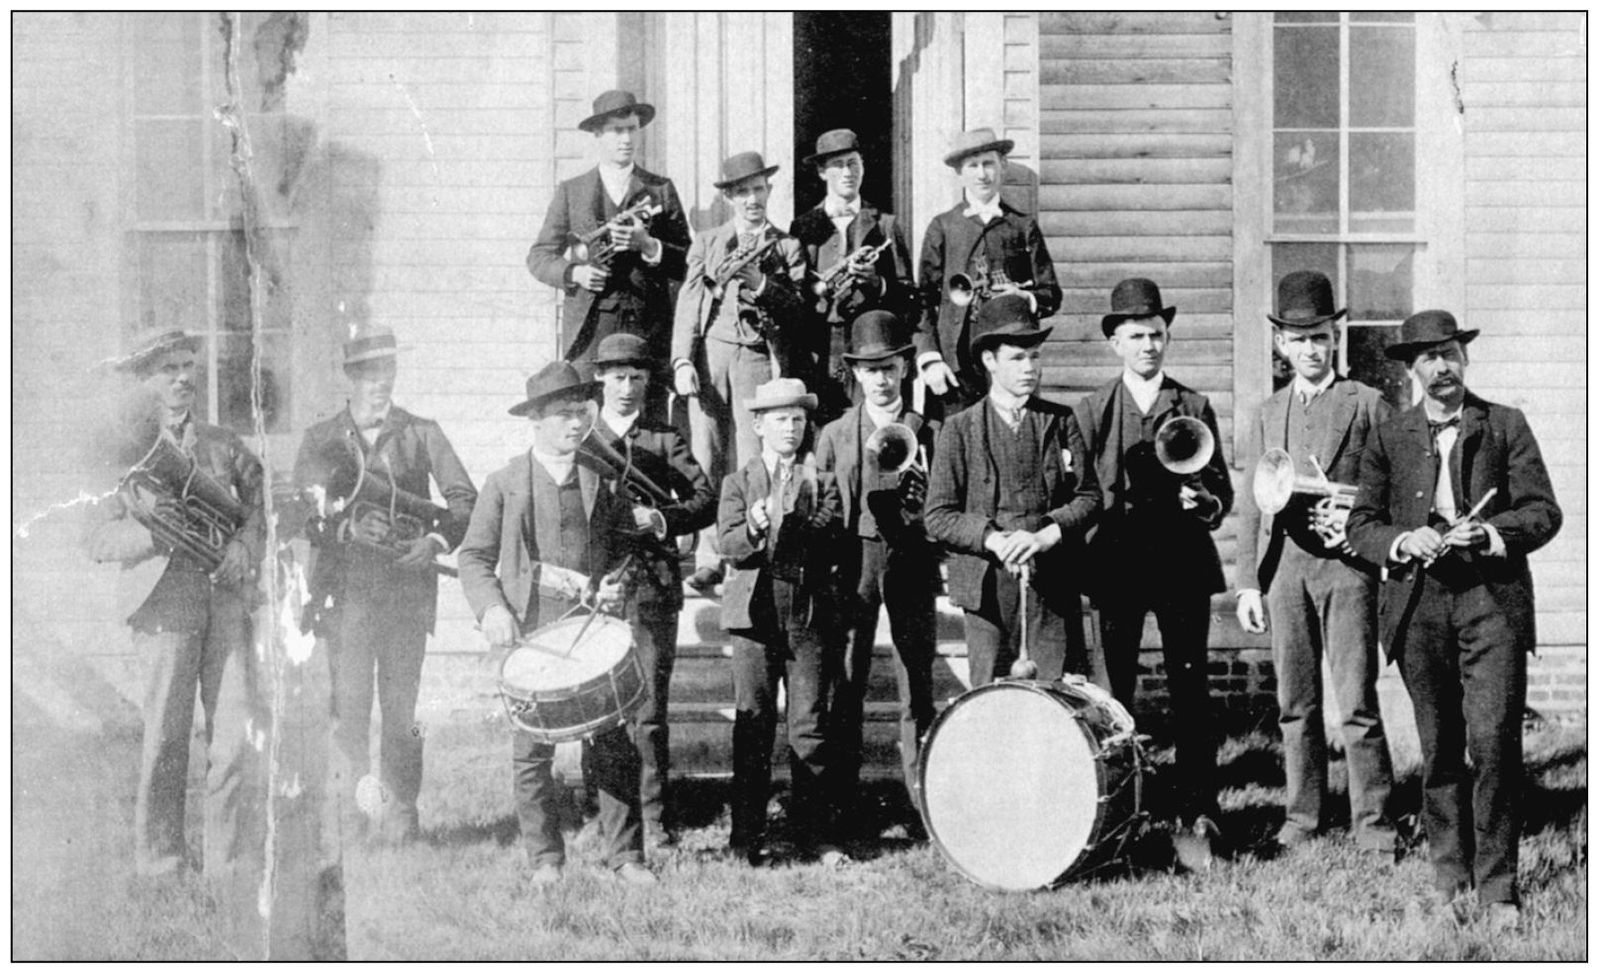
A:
1071;278;1233;841
788;129;917;420
528;90;691;368
84;328;266;888
585;332;716;849
915;128;1060;411
814;310;937;831
715;377;844;865
293;326;477;843
1233;272;1397;853
925;295;1101;687
458;361;656;888
1348;311;1561;923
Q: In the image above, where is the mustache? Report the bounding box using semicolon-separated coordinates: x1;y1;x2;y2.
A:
1429;374;1463;388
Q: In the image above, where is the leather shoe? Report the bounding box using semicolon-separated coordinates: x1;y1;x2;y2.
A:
1276;822;1318;848
687;566;723;594
528;862;564;889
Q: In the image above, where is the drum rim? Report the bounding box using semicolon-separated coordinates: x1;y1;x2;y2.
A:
916;678;1124;891
496;615;646;743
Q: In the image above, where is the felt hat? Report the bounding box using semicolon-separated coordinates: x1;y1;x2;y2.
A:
743;377;818;414
578;89;655;132
114;327;201;374
944;127;1015;169
842;310;914;363
968;294;1053;357
509;361;601;417
1385;310;1480;362
342;326;401;367
714;151;780;191
590;332;658;374
1100;278;1177;337
1267;270;1348;328
803;128;862;166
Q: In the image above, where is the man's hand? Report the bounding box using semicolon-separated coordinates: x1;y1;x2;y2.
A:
1309;496;1354;549
593;577;627;614
631;504;661;537
571;263;609;292
394;534;444;570
997;526;1060;568
480;603;519;649
898;465;928;512
674;362;700;398
212;538;252;588
921;360;956;396
609;221;652;255
1443;519;1488;550
849;260;878;285
748;499;771;535
733;260;764;294
353;508;392;545
1399;526;1446;563
1236;590;1267;634
1179;485;1221;521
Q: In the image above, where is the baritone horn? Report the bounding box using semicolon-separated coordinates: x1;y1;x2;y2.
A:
1154;415;1215;476
322;441;459;577
1252;448;1358;515
119;436;250;573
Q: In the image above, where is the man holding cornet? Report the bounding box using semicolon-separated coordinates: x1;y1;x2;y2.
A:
293;327;477;844
1072;278;1232;848
1234;271;1397;855
1347;311;1560;924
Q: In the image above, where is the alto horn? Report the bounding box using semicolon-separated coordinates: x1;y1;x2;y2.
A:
119;435;250;572
1252;448;1358;515
1155;415;1215;476
865;422;923;475
321;440;458;576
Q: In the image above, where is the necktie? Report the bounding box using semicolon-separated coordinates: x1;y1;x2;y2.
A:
1428;416;1460;439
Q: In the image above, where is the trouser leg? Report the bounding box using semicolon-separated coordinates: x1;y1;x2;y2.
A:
1399;580;1473;898
374;621;428;822
511;731;563;867
782;617;834;844
1314;559;1394;834
884;548;937;806
962;572;1009;690
329;605;377;813
1094;602;1146;713
689;344;733;573
1155;594;1217;819
729;631;778;849
586;724;645;868
830;541;883;810
133;628;204;876
1455;586;1525;906
631;606;678;831
200;587;263;878
1268;556;1326;834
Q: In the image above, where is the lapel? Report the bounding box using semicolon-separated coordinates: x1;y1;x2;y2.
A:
947;204;984;267
578;461;599;521
625;166;646;207
845;409;865;502
512;452;536;558
1396;408;1437;505
1264;385;1293;451
847;206;878;250
1317;381;1359;474
586;168;609;226
1149;378;1185;426
371;406;408;461
1451;395;1488;512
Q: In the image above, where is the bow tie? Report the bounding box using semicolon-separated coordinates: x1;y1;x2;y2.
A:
825;199;859;220
1428;416;1460;438
963;201;1002;222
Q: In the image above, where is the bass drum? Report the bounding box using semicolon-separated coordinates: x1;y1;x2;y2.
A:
918;677;1147;891
497;613;644;743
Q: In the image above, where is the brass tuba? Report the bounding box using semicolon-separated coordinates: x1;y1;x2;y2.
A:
1155;415;1215;476
1252;448;1358;515
321;440;458;577
119;436;249;572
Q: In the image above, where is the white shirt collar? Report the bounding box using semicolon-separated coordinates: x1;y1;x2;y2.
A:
863;398;903;429
988;387;1030;426
1292;370;1337;402
824;195;861;220
962;191;1002;222
760;446;797;478
731;219;772;238
600;408;638;439
598;163;635;205
530;445;576;484
349;402;391;443
1122;369;1165;414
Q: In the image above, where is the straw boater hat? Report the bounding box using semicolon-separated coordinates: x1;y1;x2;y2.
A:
744;377;817;414
1100;278;1177;337
1267;271;1348;329
944;127;1015;169
968;294;1053;358
343;326;402;367
508;361;601;417
113;327;200;374
1385;310;1480;362
842;310;914;364
714;151;780;191
578;89;655;133
803;128;862;167
591;332;659;374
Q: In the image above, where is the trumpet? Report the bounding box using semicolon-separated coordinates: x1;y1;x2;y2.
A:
319;440;459;577
119;436;250;573
814;238;893;301
564;193;664;266
577;425;677;509
947;255;1031;308
707;235;779;289
1155;416;1215;476
1251;448;1358;515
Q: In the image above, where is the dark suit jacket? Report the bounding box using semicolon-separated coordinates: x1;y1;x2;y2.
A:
915;201;1061;388
716;456;843;631
293;405;477;633
1347;392;1561;660
84;419;265;630
1071;375;1234;601
458;453;636;633
671;222;810;376
593;414;716;610
527;165;691;363
789;203;919;329
924;395;1101;613
1235;379;1388;593
814;404;936;552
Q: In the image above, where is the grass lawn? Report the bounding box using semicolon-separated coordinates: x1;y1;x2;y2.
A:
11;711;1585;961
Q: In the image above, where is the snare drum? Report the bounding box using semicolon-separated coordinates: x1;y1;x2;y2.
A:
497;613;644;743
918;677;1147;891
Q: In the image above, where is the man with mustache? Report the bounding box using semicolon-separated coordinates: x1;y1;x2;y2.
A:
1347;311;1561;925
1234;272;1397;855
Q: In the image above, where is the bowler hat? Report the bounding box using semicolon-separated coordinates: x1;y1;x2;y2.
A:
944;127;1015;169
969;294;1053;357
1267;270;1347;328
591;332;658;373
744;377;818;414
509;361;601;417
1385;310;1480;362
342;326;401;367
1100;278;1176;337
804;128;862;166
114;327;201;374
578;89;655;133
714;151;780;191
843;310;914;363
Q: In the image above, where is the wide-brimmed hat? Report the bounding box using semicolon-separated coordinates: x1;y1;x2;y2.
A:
591;332;658;374
714;151;780;191
578;89;655;133
969;294;1053;357
1385;310;1480;362
343;326;401;367
804;128;862;166
113;327;201;374
509;361;602;417
843;310;914;364
1100;278;1177;337
1267;270;1347;328
944;127;1015;169
744;377;818;414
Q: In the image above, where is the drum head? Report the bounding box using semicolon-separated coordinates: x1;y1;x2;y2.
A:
501;615;632;693
921;682;1103;891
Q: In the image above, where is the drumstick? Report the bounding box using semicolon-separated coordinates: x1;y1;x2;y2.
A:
1009;563;1037;680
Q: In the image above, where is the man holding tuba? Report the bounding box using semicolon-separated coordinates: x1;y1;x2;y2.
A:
293;326;477;844
1071;278;1233;851
1234;271;1398;855
83;327;266;884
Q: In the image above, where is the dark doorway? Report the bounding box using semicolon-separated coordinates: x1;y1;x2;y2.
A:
793;12;893;218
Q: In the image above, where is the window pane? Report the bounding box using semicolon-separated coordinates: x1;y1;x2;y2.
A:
1349;133;1415;232
217;333;289;433
1346;244;1414;321
136;233;209;336
1350;26;1415;127
1345;325;1411;410
135;120;206;221
217;231;293;335
129;13;202;115
1350;12;1414;24
1274;26;1339;128
1273;131;1339;233
1275;12;1337;23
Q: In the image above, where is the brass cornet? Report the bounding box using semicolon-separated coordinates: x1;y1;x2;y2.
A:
815;238;893;301
564;193;663;266
947;255;1030;308
707;235;779;290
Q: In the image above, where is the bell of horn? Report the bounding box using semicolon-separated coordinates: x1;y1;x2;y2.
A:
947;273;976;307
1156;415;1214;476
865;422;919;474
1253;448;1358;514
